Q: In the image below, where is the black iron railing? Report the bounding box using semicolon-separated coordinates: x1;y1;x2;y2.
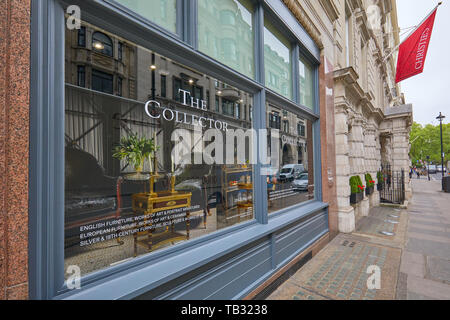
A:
379;164;405;204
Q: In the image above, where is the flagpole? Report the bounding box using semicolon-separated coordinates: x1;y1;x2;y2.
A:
382;1;442;63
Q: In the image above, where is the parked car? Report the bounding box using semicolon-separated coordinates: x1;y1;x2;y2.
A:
428;164;437;174
436;165;447;173
278;164;305;182
292;173;308;192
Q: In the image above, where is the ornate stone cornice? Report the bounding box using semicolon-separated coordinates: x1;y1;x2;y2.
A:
283;0;323;49
318;0;339;22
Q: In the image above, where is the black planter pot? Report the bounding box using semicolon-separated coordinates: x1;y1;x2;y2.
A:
377;183;383;191
350;192;363;204
366;186;374;196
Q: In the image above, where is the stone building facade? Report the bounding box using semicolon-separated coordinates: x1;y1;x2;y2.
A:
331;0;412;232
283;0;412;234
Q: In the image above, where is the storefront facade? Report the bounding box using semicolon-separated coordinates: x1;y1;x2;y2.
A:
1;0;338;300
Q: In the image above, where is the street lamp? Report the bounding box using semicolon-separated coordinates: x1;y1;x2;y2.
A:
437;112;446;190
426;155;430;181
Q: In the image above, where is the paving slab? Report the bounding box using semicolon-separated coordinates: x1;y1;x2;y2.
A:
426;256;450;285
400;251;425;278
267;233;401;300
407;275;450;300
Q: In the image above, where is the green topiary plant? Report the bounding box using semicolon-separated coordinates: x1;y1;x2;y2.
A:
365;173;375;187
377;171;383;184
350;175;364;194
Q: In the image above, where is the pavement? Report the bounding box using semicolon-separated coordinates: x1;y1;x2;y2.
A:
267;178;450;300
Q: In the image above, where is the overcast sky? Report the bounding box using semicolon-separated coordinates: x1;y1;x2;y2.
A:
396;0;450;126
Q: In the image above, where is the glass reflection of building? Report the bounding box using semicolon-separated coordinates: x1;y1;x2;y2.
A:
264;20;292;100
198;0;254;79
266;105;308;167
65;22;252;176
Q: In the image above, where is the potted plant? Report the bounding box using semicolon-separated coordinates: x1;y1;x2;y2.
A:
365;173;375;196
349;175;364;204
377;171;384;191
113;133;158;178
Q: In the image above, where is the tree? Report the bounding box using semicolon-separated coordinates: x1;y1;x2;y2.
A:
409;121;450;166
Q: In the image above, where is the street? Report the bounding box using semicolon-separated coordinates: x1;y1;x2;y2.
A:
413;172;447;181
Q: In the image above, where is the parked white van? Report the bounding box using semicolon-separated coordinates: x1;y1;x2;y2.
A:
278;164;305;182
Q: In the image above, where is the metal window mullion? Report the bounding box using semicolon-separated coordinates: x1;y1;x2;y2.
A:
176;0;183;38
292;45;300;105
313;64;322;202
183;0;197;48
253;90;268;225
254;2;265;85
252;2;268;225
30;0;66;300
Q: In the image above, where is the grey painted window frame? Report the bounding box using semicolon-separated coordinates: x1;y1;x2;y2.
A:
29;0;325;300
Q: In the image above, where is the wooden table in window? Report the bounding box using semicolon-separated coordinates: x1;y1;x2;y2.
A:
132;190;192;256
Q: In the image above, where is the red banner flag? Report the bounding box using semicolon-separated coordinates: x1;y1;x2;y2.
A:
395;8;438;83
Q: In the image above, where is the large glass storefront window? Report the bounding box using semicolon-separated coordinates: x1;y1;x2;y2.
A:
114;0;177;33
64;21;254;277
265;104;314;213
299;57;315;110
198;0;255;79
264;19;292;100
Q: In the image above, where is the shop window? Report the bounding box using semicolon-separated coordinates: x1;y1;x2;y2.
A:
92;32;113;56
78;26;86;47
264;18;292;100
266;104;314;214
115;0;177;33
299;57;315;110
65;21;254;278
198;0;255;79
92;69;113;94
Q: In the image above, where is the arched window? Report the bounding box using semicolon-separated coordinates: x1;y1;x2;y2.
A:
92;32;113;57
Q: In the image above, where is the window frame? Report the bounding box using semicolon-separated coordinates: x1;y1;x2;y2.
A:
30;0;324;300
77;65;85;87
77;26;86;47
92;31;114;56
